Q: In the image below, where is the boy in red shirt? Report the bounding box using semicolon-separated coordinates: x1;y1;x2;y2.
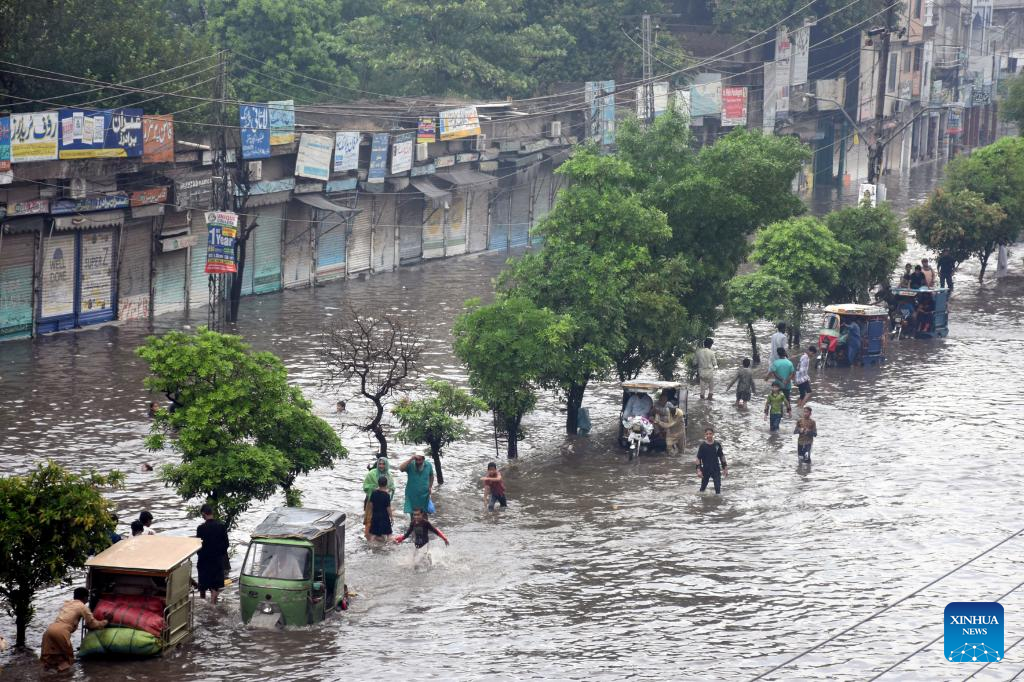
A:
481;462;508;511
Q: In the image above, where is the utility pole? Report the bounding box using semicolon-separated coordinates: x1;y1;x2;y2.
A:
208;50;228;331
641;13;655;124
869;0;897;184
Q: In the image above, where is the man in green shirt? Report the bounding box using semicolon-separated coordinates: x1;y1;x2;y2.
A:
763;383;791;432
767;348;796;400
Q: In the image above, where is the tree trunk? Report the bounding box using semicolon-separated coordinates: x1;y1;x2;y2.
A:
506;414;522;459
14;591;31;647
978;248;991;282
747;323;760;364
791;305;803;348
430;442;444;485
564;382;587;436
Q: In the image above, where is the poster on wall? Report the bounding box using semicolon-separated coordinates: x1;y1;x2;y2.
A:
763;63;777;132
239;104;271;159
142;114;175;163
204;211;239;274
390;132;414;174
791;25;810;87
690;77;722;118
720;87;748;127
295;133;333;181
40;234;76;318
10;111;59;162
417;118;436;143
0;116;10;172
79;230;114;313
58;109;143;159
268;100;295;146
438;106;481;141
334;131;360;172
368;133;390;183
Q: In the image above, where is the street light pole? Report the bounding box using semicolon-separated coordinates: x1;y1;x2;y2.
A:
869;0;897;184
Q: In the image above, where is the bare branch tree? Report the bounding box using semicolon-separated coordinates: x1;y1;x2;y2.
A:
318;306;421;457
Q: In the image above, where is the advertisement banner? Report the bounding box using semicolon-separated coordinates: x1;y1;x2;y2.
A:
775;60;791;119
0;116;10;172
51;193;130;215
586;81;601;141
368;133;389;183
174;171;213;210
268;100;295;146
10;111;59;162
239;104;270;159
130;187;168;207
334;131;360;172
41;234;76;318
390;132;414;174
636;82;670;120
295;133;333;181
58;108;142;159
417;117;436;143
142;114;174;163
673;89;691;117
204;211;239;274
600;80;615;145
438;106;481;141
815;78;846;110
791;25;810;87
691;77;722;118
720;87;748;127
763;63;777;133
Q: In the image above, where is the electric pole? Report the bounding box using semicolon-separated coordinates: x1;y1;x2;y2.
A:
868;0;897;184
641;13;655;124
208;50;228;331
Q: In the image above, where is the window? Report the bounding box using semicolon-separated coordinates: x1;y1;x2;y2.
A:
242;543;311;581
914;45;923;71
888;54;899;91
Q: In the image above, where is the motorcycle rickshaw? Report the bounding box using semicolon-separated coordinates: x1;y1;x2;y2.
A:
240;508;347;628
817;304;889;367
618;380;688;459
890;286;949;339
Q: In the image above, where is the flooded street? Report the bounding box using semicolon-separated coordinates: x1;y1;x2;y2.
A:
3;162;1024;680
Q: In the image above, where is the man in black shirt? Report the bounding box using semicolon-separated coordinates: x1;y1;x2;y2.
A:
937;251;956;292
196;504;230;603
908;265;927;289
695;427;728;495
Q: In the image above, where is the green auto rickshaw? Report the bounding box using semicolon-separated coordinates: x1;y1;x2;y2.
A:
240;508;347;628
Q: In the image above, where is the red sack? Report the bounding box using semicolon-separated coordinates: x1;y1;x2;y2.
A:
94;596;166;638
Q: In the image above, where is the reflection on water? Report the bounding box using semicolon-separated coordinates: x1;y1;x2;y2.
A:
2;165;1024;680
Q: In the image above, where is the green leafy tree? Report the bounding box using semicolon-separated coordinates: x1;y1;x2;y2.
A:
751;216;851;343
714;0;887;37
393;379;487;484
726;272;793;364
998;73;1024;132
0;462;122;647
907;188;1008;282
824;202;906;302
453;296;571;458
138;327;345;526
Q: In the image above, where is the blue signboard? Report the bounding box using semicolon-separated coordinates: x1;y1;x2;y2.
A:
50;193;130;215
368;133;390;184
239;104;270;159
58;108;143;159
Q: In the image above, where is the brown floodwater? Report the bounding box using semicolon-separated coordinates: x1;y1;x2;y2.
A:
2;162;1024;680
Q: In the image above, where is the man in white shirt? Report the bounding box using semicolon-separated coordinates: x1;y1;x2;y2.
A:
795;345;818;407
769;323;787;366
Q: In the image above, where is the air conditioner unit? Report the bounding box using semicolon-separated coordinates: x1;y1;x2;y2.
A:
247;161;263;181
547;121;562;138
416;142;429;161
472;134;487;152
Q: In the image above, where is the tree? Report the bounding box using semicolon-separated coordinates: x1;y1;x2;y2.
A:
0;462;122;647
318;307;421;457
907;188;1008;282
713;0;887;37
138;327;344;526
453;296;571;458
751;217;851;343
393;379;487;483
824;202;906;302
726;272;793;364
998;72;1024;133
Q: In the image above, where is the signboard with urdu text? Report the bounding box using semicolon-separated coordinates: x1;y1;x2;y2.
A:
438;106;481;141
10;111;59;162
204;211;239;274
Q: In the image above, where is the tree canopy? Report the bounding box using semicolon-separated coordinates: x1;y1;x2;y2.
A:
393;379;486;482
907;188;1008;282
726;271;793;364
944;136;1024;242
824;202;906;302
998;73;1024;133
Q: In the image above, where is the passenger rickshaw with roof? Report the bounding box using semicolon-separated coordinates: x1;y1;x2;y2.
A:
890;286;949;339
817;304;889;367
617;380;688;459
240;507;347;628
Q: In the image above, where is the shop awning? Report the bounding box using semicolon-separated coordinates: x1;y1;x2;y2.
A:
435;168;498;189
246;189;292;208
410;178;451;202
53;210;125;231
294;194;359;215
1;216;46;234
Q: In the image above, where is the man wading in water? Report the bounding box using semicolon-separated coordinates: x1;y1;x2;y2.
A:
695;427;728;495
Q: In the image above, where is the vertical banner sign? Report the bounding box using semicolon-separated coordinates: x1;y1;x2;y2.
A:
390;132;414;174
438;106;481;141
763;63;778;133
791;25;810;87
10;111;59;162
204;211;239;273
334;132;360;172
721;87;748;127
417;118;436;143
691;77;722;118
142;114;175;163
674;89;691;118
587;81;616;143
109;109;143;156
268;100;295;146
0;116;10;172
368;133;389;183
601;80;616;145
295;133;333;181
239;104;270;159
775;60;791;119
585;81;600;141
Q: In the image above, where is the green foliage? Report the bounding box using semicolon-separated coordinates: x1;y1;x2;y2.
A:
824;202;906;302
907;188;1008;281
726;272;793;326
944;136;1024;243
393;379;486;474
714;0;888;36
137;327;345;528
998;73;1024;132
0;462;122;647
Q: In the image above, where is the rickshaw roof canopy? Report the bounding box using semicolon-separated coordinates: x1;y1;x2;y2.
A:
823;303;888;316
86;536;202;572
892;286;948;296
620;380;683;393
252;507;346;541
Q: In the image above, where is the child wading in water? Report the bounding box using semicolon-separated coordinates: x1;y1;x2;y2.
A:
726;358;756;407
794;406;818;463
367;476;393;542
481;462;508;510
395;510;449;549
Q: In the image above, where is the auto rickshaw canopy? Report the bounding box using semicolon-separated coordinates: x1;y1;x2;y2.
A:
86;536;202;573
823;303;888;317
620;380;683;393
252;507;346;541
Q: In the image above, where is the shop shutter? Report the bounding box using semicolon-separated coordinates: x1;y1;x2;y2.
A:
466;191;489;253
372;196;396;272
117;219;152;321
315;212;347;282
253;204;284;294
38;232;78;333
398;197;424;263
239;227;255;297
0;232;35;340
489;191;511;251
445;196;467;256
189;240;210;312
285;214;314;288
531;163;552;246
422;202;445;259
77;228;118;326
153;249;188;317
348;197;373;274
509;185;531;248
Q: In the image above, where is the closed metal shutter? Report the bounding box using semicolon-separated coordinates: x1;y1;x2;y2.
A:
445;196;467;256
398;197;423;263
239;226;255;297
348;197;373;274
38;232;78;332
372;196;396;272
117;219;152;321
153;248;188;317
78;228;117;326
531;162;552;246
253;204;284;294
285;213;314;288
189;240;210;312
510;185;531;248
315;211;347;282
466;191;489;253
422;202;445;259
0;232;35;340
489;191;511;251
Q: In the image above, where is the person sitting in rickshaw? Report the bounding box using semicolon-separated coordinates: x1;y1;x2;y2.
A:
623;392;654;420
910;292;935;333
